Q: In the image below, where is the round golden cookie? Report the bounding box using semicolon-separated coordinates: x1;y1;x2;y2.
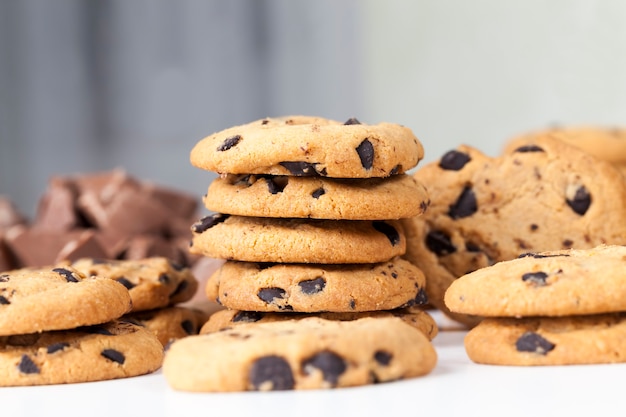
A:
0;320;163;386
190;116;424;178
200;306;438;340
122;306;209;346
190;214;406;264
402;138;626;327
203;173;429;220
205;258;427;313
445;245;626;317
464;313;626;366
65;257;199;312
0;266;131;336
163;316;437;392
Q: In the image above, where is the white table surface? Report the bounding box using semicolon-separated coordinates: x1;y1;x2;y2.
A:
3;320;626;417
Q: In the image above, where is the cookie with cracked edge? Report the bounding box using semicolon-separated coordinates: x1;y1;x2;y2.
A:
200;306;438;341
464;313;626;365
64;257;198;312
0;266;131;336
163;316;437;392
445;245;626;317
205;257;427;313
203;173;429;220
190;116;424;178
0;320;163;386
190;214;406;264
402;138;626;327
122;306;209;346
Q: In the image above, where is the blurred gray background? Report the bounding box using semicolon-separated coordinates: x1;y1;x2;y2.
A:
1;0;626;217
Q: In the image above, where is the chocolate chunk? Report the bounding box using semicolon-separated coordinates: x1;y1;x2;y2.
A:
158;274;171;284
349;299;356;309
448;186;477;219
0;295;9;305
101;349;125;364
425;230;456;256
374;350;393;366
311;187;325;199
356;139;374;170
302;350;346;386
514;145;545;153
217;135;242;152
181;320;195;334
344;118;361;125
265;177;288;194
115;277;135;290
412;287;428;306
566;185;591;215
439;150;471;171
522;271;549;286
390;164;402;175
233;311;264;323
298;277;326;295
257;287;287;304
372;221;400;246
279;162;325;176
170;280;188;297
47;342;70;354
518;253;570;259
52;267;80;283
191;213;229;233
249;355;295;390
18;355;39;374
515;332;555;354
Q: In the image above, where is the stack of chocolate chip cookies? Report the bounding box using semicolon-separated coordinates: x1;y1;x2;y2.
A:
163;115;438;391
445;245;626;366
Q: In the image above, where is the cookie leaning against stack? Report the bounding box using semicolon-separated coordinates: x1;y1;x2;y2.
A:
445;245;626;365
163;115;437;392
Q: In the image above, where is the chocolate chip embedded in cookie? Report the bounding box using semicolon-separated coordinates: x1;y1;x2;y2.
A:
0;266;132;336
122;306;209;346
190;116;424;178
205;257;427;313
163;316;437;392
0;320;163;386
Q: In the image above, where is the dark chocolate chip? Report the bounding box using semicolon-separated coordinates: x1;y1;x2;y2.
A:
372;221;401;246
390;164;402;175
115;277;135;290
181;320;195;335
425;230;456;256
257;287;287;304
232;311;264;323
515;332;555;354
302;350;346;386
514;145;545;153
448;186;477;219
249;355;295;391
0;295;10;305
298;277;326;295
217;135;241;151
518;253;570;259
349;299;356;309
374;350;393;366
101;349;125;364
439;150;471;171
356;139;374;170
170;280;188;298
311;187;325;199
522;271;549;286
0;274;9;282
414;287;428;305
47;342;70;354
465;242;481;252
191;213;229;233
159;274;171;284
52;267;80;283
266;177;288;194
18;355;39;374
566;185;591;215
344;117;361;125
279;161;324;176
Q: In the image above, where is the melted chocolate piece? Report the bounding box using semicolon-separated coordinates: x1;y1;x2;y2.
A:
356;139;374;170
372;221;401;246
514;145;545;153
115;277;135;290
298;277;326;295
311;187;325;199
522;271;549;286
374;350;393;366
0;295;10;305
439;150;471;171
566;186;591;215
425;230;456;256
101;349;125;364
233;311;264;323
515;332;555;354
181;320;195;334
249;355;295;390
266;177;288;194
217;135;241;151
47;342;70;354
344;118;361;125
448;186;477;219
18;355;39;374
302;350;346;386
52;267;80;283
257;287;287;304
191;213;229;233
279;162;325;176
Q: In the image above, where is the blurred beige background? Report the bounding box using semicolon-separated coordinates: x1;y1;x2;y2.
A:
1;0;625;216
